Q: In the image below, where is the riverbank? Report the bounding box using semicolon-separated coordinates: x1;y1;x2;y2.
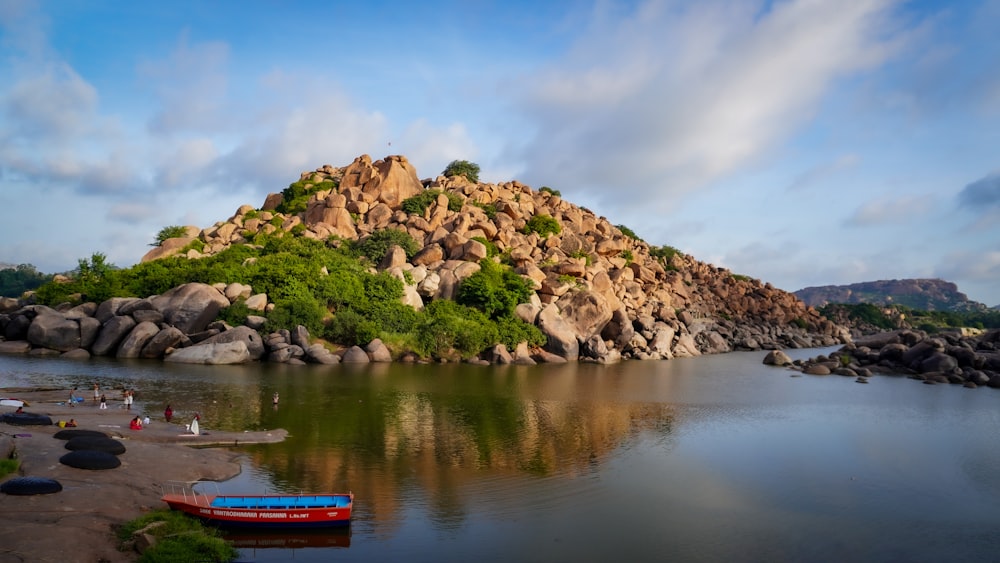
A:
0;388;288;562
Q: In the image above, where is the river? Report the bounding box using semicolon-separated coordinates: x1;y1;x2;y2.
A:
1;348;998;562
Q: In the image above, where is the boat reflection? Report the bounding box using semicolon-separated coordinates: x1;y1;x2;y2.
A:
223;528;351;549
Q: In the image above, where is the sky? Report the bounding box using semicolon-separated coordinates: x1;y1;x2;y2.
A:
1;0;998;306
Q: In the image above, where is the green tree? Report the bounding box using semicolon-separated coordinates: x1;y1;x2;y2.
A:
442;160;480;183
152;226;189;246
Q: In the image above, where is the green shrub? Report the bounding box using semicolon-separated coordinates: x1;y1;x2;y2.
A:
276;179;336;215
569;250;592;266
0;458;18;478
355;229;420;263
494;314;546;349
471;236;498;258
523;215;561;237
217;300;251;327
180;239;205;253
621;249;634;264
731;273;751;282
539;186;561;197
649;245;681;262
117;509;237;563
401;189;462;215
152;226;188;246
442;160;480;183
457;259;533;319
616;224;641;240
416;300;498;359
326;309;379;345
472;201;497;219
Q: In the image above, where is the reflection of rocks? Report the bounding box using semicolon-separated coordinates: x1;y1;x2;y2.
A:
783;329;1000;388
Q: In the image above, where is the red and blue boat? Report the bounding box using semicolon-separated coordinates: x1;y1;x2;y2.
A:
161;482;353;528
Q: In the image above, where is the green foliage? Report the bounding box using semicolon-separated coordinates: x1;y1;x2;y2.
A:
539;186;561;197
442;160;481;183
401;189;462;215
494;314;546;349
355;228;420;263
276;179;337;215
0;457;19;478
791;317;808;330
290;223;307;235
152;225;188;246
416;299;498;359
731;273;751;282
621;249;634;264
818;303;897;331
243;209;260;220
0;264;51;297
471;236;498;258
327;309;379;346
217;300;251;327
265;282;328;335
457;259;533;319
117;509;237;563
569;250;592;266
472;201;497;219
523;214;561;237
180;238;205;253
649;245;681;262
616;224;641;240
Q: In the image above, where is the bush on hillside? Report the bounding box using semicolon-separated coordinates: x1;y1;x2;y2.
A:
523;215;561;237
442;160;480;183
354;229;420;263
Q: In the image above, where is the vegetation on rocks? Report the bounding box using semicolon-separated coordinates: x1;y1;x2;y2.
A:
0;264;50;298
116;509;237;562
442;160;480;183
152;226;189;246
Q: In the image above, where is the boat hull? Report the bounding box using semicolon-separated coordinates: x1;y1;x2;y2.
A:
162;493;353;529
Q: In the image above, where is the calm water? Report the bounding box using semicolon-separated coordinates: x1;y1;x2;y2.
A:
2;349;999;563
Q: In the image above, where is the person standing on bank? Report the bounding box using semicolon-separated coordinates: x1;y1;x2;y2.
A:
93;383;100;403
273;392;280;407
99;393;107;410
164;404;173;422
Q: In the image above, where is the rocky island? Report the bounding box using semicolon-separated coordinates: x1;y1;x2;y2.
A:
3;154;850;366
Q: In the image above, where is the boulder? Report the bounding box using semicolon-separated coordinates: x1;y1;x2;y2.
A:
150;283;229;334
116;321;161;358
555;290;612;340
763;350;793;366
199;326;265;360
140;327;188;359
164;341;251;365
366;339;393;362
27;310;81;352
341;346;370;363
537;303;579;361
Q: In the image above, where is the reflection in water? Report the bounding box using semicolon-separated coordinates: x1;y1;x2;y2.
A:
5;350;1000;562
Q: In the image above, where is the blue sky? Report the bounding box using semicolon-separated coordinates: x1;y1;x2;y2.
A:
1;0;998;306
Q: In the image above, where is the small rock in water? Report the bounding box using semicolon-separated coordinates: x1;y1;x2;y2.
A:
855;377;868;384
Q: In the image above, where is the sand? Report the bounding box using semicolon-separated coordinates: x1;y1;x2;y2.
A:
0;388;288;563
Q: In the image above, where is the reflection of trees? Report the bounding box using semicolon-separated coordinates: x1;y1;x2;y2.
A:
241;363;675;531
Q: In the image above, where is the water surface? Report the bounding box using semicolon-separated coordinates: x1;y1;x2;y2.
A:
1;349;997;562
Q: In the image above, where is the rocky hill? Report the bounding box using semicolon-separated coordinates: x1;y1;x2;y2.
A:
136;154;847;361
795;279;990;313
1;154;850;365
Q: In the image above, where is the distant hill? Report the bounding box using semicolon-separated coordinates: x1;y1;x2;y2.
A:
795;279;990;312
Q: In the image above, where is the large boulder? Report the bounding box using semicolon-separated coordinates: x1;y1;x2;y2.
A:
199;326;265;360
27;309;81;352
91;315;137;356
537;303;579;361
140;327;188;359
150;283;229;334
164;341;251;365
555;290;612;341
116;321;161;358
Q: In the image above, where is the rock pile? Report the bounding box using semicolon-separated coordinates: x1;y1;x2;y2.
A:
769;329;1000;389
2;153;851;365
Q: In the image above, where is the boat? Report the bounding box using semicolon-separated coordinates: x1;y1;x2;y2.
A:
0;398;29;408
160;482;353;528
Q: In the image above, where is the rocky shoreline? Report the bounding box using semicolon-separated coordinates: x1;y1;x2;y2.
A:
764;328;1000;388
0;389;287;562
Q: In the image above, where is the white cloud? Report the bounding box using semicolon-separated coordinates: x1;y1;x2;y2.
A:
845;194;934;226
514;0;903;215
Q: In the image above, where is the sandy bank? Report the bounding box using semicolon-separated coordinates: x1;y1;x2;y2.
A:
0;388;288;563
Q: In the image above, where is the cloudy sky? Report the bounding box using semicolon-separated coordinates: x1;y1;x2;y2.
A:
1;0;998;306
